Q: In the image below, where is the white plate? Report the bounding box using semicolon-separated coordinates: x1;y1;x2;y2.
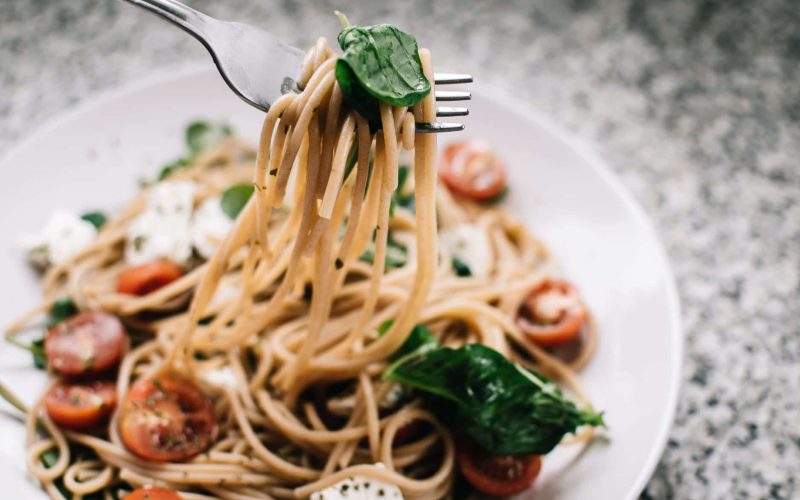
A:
0;67;682;500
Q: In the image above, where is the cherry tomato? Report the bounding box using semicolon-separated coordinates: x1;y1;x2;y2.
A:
517;280;587;348
439;140;508;201
44;380;117;430
120;377;218;462
457;440;542;497
124;486;182;500
45;312;128;376
117;260;183;296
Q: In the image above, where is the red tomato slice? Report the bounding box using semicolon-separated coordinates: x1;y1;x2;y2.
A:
517;280;587;347
457;440;542;497
45;312;128;377
439;140;508;201
120;377;218;462
117;260;183;296
44;380;117;430
124;486;182;500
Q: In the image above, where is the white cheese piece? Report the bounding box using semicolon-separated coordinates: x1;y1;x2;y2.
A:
209;281;240;309
440;223;492;278
310;464;403;499
126;181;196;265
20;210;97;267
191;197;234;259
201;365;238;390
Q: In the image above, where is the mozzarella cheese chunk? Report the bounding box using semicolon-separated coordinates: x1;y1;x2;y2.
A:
191;197;234;259
440;223;492;278
201;365;238;390
126;181;196;265
20;210;97;267
310;468;403;499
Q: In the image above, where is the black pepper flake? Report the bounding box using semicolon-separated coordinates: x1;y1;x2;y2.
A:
335;258;344;269
269;168;278;176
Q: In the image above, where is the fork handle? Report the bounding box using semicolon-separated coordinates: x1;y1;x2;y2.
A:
122;0;209;39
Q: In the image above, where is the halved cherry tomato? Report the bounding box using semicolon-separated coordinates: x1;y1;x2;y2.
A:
44;380;117;430
517;280;587;347
124;486;182;500
45;312;128;376
439;140;508;201
457;440;542;497
117;260;183;296
120;377;218;462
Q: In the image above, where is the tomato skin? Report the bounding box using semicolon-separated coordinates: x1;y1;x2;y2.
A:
45;312;128;377
517;280;587;348
117;260;183;296
124;486;182;500
457;440;542;497
439;140;508;202
44;380;117;430
120;377;218;462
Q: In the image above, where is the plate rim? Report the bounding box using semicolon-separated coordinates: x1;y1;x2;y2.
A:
0;64;683;500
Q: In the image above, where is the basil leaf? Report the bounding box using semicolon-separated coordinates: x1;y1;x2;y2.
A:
48;298;78;328
80;211;107;230
360;236;407;269
452;256;472;277
220;183;254;219
342;138;360;181
186;121;232;154
379;320;440;362
40;448;59;468
336;25;431;126
390;165;415;215
385;343;604;455
483;186;510;205
157;157;190;181
31;339;46;369
157;122;232;181
389;324;439;362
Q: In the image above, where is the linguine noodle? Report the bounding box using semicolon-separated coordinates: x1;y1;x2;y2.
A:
9;38;598;499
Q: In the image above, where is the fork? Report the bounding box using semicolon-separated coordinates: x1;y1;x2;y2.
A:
121;0;471;132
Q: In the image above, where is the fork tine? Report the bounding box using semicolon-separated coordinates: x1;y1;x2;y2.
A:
434;73;473;85
436;90;471;102
436;106;469;117
415;122;465;133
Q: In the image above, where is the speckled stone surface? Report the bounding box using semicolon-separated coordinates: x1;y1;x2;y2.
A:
1;0;798;498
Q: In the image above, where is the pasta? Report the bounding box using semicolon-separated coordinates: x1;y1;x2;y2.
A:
7;33;599;500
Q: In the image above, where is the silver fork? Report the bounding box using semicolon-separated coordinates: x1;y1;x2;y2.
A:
122;0;471;132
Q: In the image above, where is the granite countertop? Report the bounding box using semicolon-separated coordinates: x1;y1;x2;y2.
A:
1;0;798;498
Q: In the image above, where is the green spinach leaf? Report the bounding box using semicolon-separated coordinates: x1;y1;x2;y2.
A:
220;183;255;219
80;211;107;230
379;320;439;361
451;256;472;277
157;122;232;180
360;235;407;269
186;121;232;155
31;339;46;369
385;343;604;455
390;165;415;216
483;186;510;205
47;298;78;328
336;25;431;126
157;157;190;181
